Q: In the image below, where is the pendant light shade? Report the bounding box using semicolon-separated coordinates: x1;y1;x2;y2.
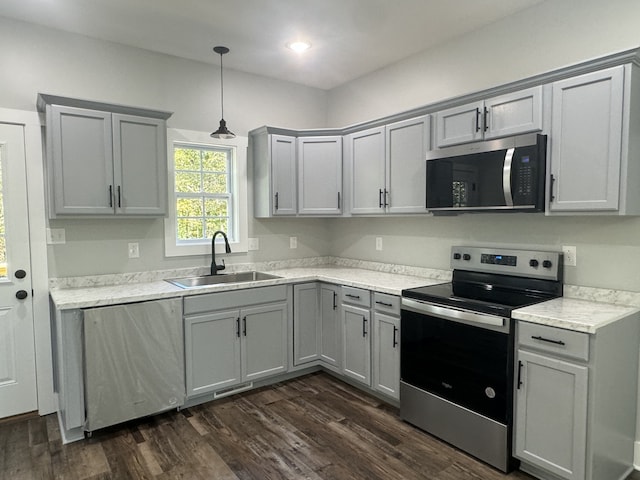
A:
211;45;235;139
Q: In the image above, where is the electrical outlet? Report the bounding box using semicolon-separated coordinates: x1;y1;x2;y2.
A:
128;242;140;258
376;237;383;251
290;236;297;249
248;238;259;251
562;245;577;266
46;228;66;245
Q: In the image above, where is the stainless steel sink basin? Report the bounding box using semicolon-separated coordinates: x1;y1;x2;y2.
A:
165;271;281;289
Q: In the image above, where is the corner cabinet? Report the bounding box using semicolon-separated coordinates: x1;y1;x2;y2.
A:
347;115;430;215
435;86;543;147
547;64;640;215
514;317;640;480
297;136;343;215
38;94;172;218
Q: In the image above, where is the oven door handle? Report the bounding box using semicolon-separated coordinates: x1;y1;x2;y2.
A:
401;298;507;327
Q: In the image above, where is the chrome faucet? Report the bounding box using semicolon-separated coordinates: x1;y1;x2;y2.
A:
211;230;231;275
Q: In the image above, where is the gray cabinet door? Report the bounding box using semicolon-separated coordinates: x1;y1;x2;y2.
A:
435;101;484;147
184;310;242;397
320;284;341;370
342;304;371;385
349;127;386;215
242;303;288;381
386;115;430;214
293;283;320;366
372;312;399;399
549;66;624;212
271;134;297;216
112;114;167;215
50;105;114;215
297;136;343;215
515;350;588;480
484;86;543;140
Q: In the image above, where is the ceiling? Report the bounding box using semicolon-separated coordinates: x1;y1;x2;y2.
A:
0;0;544;90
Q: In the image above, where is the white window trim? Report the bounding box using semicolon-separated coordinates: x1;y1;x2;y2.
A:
164;128;248;257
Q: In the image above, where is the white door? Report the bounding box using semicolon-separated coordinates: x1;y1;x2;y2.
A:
0;123;37;418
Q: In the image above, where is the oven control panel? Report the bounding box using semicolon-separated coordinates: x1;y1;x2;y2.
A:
451;246;562;280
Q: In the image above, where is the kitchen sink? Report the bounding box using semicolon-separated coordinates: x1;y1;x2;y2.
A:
165;271;281;289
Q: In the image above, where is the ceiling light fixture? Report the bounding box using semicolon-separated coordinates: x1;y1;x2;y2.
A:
211;45;235;139
287;41;311;53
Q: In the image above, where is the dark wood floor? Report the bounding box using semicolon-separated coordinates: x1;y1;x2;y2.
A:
1;372;639;480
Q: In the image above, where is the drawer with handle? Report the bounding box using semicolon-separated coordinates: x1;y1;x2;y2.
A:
518;321;589;361
373;292;400;316
341;286;371;308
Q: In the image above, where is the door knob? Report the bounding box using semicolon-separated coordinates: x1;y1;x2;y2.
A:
15;269;26;279
16;290;28;300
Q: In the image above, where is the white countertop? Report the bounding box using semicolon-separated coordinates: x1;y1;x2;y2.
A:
49;265;440;310
513;297;640;334
50;264;640;334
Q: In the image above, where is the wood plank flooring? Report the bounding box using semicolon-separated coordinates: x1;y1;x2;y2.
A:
1;372;639;479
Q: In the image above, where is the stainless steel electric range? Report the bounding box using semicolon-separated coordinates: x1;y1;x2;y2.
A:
400;246;563;472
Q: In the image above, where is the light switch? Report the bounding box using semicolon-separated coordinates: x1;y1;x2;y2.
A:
128;242;140;258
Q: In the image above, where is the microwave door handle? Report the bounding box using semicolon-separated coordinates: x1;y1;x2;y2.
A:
503;147;515;207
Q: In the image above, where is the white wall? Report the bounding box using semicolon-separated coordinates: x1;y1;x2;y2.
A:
327;0;640;293
0;17;333;277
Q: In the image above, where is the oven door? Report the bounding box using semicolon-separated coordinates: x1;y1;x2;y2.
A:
401;298;513;423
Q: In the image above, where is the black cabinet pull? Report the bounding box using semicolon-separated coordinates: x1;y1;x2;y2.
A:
117;185;122;208
362;316;367;337
375;300;393;307
338;192;341;209
345;294;360;299
383;189;389;207
531;335;566;346
517;360;523;389
108;185;113;207
275;192;279;210
379;188;384;208
333;292;337;310
243;317;247;336
236;317;240;338
392;326;398;348
475;108;481;132
549;174;556;202
483;107;489;132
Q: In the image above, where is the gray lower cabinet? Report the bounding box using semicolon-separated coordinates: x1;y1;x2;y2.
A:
38;94;171;218
372;293;400;400
341;286;371;386
514;318;639;480
83;298;185;432
184;286;289;398
319;283;341;370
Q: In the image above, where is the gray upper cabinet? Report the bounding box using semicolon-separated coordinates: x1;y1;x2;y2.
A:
297;136;343;215
435;86;543;148
39;94;171;218
348;115;430;215
548;65;634;214
252;131;297;217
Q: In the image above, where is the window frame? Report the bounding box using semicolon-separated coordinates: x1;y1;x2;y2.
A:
164;128;248;257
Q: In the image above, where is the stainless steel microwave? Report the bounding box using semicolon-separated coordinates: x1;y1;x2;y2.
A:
426;133;547;214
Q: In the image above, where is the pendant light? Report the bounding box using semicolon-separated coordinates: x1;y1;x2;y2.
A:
211;45;235;139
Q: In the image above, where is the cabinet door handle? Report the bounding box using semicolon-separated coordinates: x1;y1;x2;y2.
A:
333;292;337;310
549;174;556;203
236;317;240;338
475;108;481;132
375;300;393;307
531;335;565;346
379;188;384;208
345;294;360;299
392;326;398;348
275;192;279;210
243;316;247;336
108;185;113;208
517;360;523;389
483;107;489;132
338;191;341;209
383;189;389;207
362;316;368;337
117;185;122;208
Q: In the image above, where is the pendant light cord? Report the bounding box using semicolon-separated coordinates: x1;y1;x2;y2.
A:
219;51;224;119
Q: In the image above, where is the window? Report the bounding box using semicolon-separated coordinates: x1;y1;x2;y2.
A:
165;129;248;257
